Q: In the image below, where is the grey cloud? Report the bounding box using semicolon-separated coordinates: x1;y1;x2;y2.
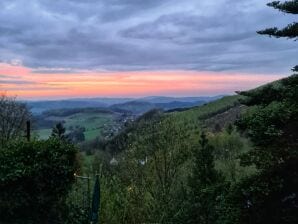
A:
31;69;83;74
0;74;38;85
0;74;16;78
0;79;37;85
0;0;297;74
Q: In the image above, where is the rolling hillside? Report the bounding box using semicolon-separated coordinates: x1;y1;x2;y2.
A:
34;108;125;140
102;94;246;155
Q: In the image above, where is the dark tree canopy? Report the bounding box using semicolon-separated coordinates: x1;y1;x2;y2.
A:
232;75;298;223
292;65;298;72
51;122;67;140
0;138;79;223
268;0;298;14
257;1;298;39
258;0;297;73
257;23;298;39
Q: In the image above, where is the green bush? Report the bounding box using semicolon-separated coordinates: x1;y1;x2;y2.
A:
0;138;79;223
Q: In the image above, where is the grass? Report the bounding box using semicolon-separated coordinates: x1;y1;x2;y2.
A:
35;129;52;140
35;112;118;141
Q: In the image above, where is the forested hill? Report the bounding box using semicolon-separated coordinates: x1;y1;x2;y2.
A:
104;94;245;154
106;74;297;155
95;74;298;223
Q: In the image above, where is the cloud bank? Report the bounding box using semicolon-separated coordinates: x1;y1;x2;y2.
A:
0;0;296;74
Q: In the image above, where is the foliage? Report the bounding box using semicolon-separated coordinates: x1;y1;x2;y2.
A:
0;138;79;223
0;94;31;147
237;75;298;168
51;122;67;140
90;95;250;223
186;132;224;224
118;115;191;223
226;75;298;223
67;126;86;143
257;0;298;39
217;158;298;224
257;0;297;71
267;0;298;14
210;126;254;182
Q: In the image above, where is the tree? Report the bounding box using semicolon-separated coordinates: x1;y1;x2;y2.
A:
51;122;67;140
0;94;31;147
187;131;223;224
0;138;79;223
257;0;297;71
67;127;86;143
257;1;298;39
237;75;298;168
210;128;245;182
231;75;298;223
116;116;190;223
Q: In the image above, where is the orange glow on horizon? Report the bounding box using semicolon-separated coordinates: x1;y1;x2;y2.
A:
0;63;286;100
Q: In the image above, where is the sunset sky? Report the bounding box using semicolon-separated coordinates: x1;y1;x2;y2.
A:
0;0;297;100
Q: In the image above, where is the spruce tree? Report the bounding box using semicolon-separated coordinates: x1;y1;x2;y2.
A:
257;0;297;72
187;132;222;224
233;75;298;223
257;1;298;39
51;123;67;140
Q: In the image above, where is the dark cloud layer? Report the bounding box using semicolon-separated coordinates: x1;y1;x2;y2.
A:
0;74;37;85
0;0;297;74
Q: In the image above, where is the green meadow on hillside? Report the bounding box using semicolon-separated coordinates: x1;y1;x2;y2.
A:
35;111;119;140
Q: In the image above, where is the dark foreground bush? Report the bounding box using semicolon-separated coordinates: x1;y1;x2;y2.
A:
0;138;79;224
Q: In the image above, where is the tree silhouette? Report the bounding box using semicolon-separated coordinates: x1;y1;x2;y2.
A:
51;123;67;140
0;94;31;146
257;0;297;72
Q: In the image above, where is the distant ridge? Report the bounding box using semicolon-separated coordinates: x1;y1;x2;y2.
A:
25;95;226;114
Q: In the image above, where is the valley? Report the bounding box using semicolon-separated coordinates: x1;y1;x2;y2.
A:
31;96;222;141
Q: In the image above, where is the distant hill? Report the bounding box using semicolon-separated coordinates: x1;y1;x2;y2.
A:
26;96;224;114
27;100;108;114
109;100;207;115
155;100;205;110
110;101;155;115
63;97;133;105
138;95;224;103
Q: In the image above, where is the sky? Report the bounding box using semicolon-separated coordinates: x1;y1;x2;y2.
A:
0;0;297;99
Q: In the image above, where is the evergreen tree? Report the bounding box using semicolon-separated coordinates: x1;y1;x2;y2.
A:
231;75;298;224
187;131;223;224
257;0;297;71
257;1;298;39
51;122;67;140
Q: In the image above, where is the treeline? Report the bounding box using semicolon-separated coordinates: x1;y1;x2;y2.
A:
42;107;115;117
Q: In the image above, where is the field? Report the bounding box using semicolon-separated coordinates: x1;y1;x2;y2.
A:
35;112;119;140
